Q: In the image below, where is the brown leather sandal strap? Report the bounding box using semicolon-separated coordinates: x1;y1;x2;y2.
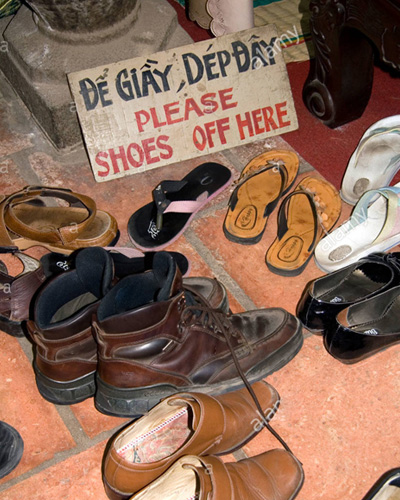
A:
0;194;19;249
1;186;98;246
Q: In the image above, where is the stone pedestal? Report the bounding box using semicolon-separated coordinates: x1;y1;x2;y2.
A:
0;0;192;150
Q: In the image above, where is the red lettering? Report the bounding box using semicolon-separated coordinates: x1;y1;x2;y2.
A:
184;98;204;120
200;93;218;114
262;106;278;131
193;125;207;151
142;137;159;165
204;121;217;148
95;151;110;178
135;110;150;132
235;112;254;140
157;135;173;160
164;102;183;125
219;88;238;110
109;146;129;174
276;101;291;128
150;107;167;128
216;117;230;145
127;143;144;168
252;109;264;135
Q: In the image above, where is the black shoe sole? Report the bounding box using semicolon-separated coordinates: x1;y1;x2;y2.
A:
0;317;25;337
95;320;304;418
34;362;96;405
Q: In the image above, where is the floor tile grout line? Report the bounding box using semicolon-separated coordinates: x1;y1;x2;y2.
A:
8;150;44;186
0;422;125;493
184;228;258;312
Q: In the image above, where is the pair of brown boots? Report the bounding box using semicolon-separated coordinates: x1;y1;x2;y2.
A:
103;382;304;500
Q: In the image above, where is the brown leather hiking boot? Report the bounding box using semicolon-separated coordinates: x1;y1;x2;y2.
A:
128;451;304;500
94;255;303;418
102;381;280;500
26;249;228;405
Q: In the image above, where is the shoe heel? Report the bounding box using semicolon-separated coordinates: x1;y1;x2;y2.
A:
0;317;25;337
34;363;96;405
103;479;131;500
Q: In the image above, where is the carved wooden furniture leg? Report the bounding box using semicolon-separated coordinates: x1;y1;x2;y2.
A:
303;0;374;128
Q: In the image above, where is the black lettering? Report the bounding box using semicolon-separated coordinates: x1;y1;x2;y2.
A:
153;64;173;91
182;53;204;85
97;81;113;107
217;50;231;77
231;41;250;73
116;69;134;101
79;78;99;111
141;70;162;97
203;53;219;80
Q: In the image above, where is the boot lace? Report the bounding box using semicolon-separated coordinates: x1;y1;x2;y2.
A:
181;289;295;455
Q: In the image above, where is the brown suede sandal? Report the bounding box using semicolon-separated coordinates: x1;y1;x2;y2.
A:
0;186;119;254
265;176;341;276
223;150;299;244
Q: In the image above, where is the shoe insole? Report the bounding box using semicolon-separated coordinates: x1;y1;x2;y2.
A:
50;292;97;323
11;205;112;241
267;191;316;270
318;269;388;303
224;167;283;240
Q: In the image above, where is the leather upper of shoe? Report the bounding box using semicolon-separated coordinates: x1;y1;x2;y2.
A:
26;248;228;383
103;381;279;497
26;247;114;382
297;252;400;333
324;284;400;363
129;450;303;500
95;257;299;389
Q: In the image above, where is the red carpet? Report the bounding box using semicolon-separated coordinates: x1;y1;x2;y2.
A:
169;0;400;189
285;62;400;189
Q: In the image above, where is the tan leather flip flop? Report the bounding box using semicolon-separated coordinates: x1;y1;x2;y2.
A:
223;150;299;244
265;176;341;276
0;186;119;254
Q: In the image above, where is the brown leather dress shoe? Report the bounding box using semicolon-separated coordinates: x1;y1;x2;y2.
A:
103;381;280;500
129;451;304;500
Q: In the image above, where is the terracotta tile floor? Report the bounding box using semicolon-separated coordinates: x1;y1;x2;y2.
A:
0;69;399;500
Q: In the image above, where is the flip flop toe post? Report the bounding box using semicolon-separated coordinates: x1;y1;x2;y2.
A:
128;162;232;251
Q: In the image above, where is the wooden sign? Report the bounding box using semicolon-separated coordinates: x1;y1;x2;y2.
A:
68;24;298;182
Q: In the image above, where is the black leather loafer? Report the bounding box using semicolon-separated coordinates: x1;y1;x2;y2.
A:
324;285;400;363
296;252;400;334
362;468;400;499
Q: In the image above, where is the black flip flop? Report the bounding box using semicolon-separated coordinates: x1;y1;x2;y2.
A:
127;162;232;251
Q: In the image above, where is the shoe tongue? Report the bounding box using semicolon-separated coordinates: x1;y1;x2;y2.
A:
153;251;181;302
74;247;114;297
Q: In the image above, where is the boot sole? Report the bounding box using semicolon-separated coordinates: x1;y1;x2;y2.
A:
0;317;25;337
95;320;304;418
34;362;96;405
